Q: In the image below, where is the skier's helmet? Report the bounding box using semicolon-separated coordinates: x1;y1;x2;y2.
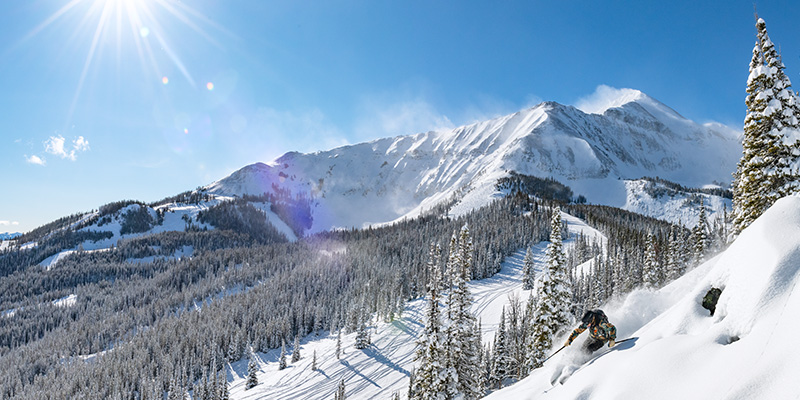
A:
582;309;606;325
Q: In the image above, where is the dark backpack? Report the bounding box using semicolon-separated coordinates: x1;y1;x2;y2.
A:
581;309;608;326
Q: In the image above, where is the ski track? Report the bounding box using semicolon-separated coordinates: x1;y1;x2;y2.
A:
228;211;606;400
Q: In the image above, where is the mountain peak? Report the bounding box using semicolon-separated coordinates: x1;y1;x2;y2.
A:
574;85;684;120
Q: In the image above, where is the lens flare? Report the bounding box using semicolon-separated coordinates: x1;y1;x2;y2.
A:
184;128;189;134
206;82;214;91
161;76;168;84
139;26;150;38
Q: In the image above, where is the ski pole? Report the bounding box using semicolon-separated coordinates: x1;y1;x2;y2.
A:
542;344;567;364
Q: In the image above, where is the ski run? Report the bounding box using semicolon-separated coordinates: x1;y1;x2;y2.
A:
224;211;603;399
225;195;800;400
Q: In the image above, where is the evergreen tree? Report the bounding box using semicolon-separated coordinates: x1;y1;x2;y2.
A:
665;225;684;282
291;335;301;363
245;347;258;390
336;330;343;359
311;350;318;371
522;246;536;290
642;234;660;289
411;250;447;400
334;379;346;400
491;307;511;388
279;340;287;370
544;208;572;328
354;321;370;350
217;368;229;400
444;224;484;399
526;208;573;371
691;201;709;265
733;17;800;232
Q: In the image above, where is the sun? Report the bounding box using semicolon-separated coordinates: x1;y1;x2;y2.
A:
20;0;220;122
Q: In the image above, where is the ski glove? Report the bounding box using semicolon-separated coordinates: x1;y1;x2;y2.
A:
608;339;615;348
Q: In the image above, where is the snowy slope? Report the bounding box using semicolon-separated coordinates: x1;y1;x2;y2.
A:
206;90;740;234
35;198;298;270
224;211;605;400
485;195;800;400
622;178;731;227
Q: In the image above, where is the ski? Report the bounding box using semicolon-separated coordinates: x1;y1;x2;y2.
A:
550;337;638;386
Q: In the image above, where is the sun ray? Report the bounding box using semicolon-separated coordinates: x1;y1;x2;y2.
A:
137;0;195;86
67;0;114;125
124;1;165;84
152;0;225;49
17;0;84;45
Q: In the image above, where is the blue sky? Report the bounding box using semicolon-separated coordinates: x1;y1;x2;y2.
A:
2;0;800;234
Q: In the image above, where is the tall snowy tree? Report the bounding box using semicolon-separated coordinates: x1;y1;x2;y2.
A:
334;379;346;400
444;224;484;399
691;200;709;266
291;335;301;363
278;340;287;370
526;208;573;370
245;347;258;390
311;350;318;371
411;249;448;400
642;234;660;289
665;224;684;282
522;246;536;290
490;307;512;388
336;330;343;359
733;17;800;232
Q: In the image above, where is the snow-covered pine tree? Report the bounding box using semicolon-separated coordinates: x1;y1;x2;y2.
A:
665;224;684;282
245;347;258;390
217;366;229;400
544;208;572;328
354;321;370;350
291;335;301;363
444;224;484;399
490;307;511;389
733;17;800;233
411;249;447;400
336;330;343;359
522;246;536;290
642;234;660;289
334;379;346;400
691;201;709;266
311;350;317;371
525;208;573;371
278;340;287;370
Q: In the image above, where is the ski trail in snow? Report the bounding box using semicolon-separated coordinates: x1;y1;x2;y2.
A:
229;210;606;400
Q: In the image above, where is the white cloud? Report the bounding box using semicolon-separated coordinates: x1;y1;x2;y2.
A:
355;97;455;141
0;221;20;226
45;135;68;158
574;85;644;115
44;135;90;161
73;136;90;152
25;154;46;165
251;107;348;154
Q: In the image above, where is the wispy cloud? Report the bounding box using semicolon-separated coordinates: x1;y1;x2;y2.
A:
574;85;643;115
0;221;20;226
355;97;455;141
25;154;46;166
44;135;90;161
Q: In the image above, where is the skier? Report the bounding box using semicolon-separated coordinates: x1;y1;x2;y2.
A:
564;309;617;354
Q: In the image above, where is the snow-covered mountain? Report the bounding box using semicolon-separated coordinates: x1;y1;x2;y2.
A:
0;232;20;241
207;89;740;233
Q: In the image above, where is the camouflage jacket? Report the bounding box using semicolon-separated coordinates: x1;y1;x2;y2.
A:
567;320;617;344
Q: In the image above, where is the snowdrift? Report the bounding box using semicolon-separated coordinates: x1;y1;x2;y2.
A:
487;195;800;400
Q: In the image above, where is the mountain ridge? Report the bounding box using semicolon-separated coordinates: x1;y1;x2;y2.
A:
206;89;741;233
